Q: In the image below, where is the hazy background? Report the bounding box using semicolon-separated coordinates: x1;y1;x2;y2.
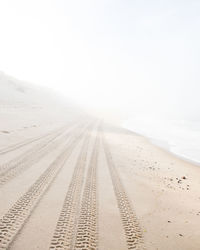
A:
0;0;200;162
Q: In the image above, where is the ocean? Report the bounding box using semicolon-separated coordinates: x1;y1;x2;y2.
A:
124;116;200;166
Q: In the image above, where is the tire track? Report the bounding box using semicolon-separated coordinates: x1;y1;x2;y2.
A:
0;125;79;187
0;125;89;250
0;125;69;173
74;133;99;250
0;125;69;155
102;134;145;250
49;133;91;250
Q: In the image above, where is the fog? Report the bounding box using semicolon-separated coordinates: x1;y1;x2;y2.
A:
0;0;199;120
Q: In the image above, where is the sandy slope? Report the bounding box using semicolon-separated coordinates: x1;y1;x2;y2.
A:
0;72;84;147
0;75;200;249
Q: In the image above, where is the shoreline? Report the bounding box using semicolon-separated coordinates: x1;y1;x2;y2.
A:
122;126;200;168
149;137;200;167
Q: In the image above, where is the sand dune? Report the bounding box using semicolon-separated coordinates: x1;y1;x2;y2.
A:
0;72;83;148
0;75;200;249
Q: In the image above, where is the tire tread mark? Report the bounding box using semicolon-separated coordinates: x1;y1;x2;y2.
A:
0;126;68;174
0;125;79;187
0;126;86;250
74;134;99;250
0;125;69;155
102;134;145;250
49;134;90;250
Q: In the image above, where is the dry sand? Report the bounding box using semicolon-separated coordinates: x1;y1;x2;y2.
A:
0;121;200;250
0;74;200;249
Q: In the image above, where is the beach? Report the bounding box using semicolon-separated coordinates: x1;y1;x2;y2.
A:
0;116;200;249
0;74;200;249
1;0;200;248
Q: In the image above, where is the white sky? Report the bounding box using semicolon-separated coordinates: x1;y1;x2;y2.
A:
0;0;199;119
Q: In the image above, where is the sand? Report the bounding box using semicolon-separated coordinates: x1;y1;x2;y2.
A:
0;120;200;250
0;75;200;249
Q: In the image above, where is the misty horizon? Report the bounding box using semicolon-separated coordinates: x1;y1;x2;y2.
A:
0;0;199;121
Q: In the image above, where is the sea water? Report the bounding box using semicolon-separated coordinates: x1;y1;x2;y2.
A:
124;116;200;165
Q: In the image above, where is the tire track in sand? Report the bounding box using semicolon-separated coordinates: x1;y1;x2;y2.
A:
0;125;88;250
102;134;145;250
49;133;91;250
0;125;69;174
0;125;69;155
0;125;79;187
73;133;99;250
